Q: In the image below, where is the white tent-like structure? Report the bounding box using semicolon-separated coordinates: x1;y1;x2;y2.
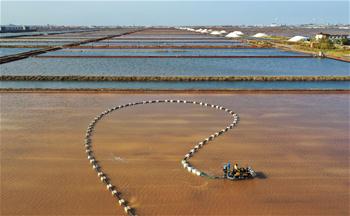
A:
225;32;241;38
253;33;268;38
288;36;309;42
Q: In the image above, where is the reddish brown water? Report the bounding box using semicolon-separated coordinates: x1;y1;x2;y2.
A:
1;93;349;215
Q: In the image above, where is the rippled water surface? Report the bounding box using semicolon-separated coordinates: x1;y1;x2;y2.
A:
40;48;308;56
85;41;248;46
2;93;348;215
2;57;348;76
0;48;38;57
1;81;349;89
0;41;73;46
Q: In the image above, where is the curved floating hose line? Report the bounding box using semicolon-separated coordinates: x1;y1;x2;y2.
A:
84;99;251;216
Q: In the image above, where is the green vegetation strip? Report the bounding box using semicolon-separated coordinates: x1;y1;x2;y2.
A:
1;75;349;82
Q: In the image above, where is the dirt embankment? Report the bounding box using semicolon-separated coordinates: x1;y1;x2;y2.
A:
1;75;349;82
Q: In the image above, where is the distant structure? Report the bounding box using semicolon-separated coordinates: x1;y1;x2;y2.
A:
0;25;36;33
315;32;349;41
269;23;281;27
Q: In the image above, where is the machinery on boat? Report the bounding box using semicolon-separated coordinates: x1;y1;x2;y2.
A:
223;162;256;180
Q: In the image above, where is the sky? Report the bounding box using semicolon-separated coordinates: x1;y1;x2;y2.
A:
1;1;349;26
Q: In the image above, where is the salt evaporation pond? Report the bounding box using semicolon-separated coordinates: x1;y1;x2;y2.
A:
0;48;38;57
0;31;68;38
0;30;95;38
0;41;74;46
2;57;349;76
119;35;216;39
106;39;239;42
1;38;82;42
40;48;308;56
1;81;349;90
84;41;247;46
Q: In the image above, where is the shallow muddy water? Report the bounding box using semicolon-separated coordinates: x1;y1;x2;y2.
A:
1;93;349;215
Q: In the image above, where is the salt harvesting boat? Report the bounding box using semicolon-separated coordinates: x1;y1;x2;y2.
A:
223;162;256;180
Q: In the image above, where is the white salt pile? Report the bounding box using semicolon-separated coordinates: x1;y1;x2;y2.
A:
253;33;268;38
210;31;222;35
232;31;244;36
225;32;241;38
179;27;194;31
288;36;309;42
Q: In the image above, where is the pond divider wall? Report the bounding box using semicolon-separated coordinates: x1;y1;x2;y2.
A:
1;88;349;93
35;55;315;59
1;75;349;82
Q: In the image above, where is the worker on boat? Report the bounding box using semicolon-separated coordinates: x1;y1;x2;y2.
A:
227;162;231;175
233;163;238;171
223;164;228;177
227;162;231;170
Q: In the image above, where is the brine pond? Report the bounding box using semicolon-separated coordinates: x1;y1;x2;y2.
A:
1;81;349;90
0;41;74;46
2;57;348;76
0;48;38;57
85;41;248;46
40;48;308;56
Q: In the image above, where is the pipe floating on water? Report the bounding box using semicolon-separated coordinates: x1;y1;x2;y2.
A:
84;99;255;216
